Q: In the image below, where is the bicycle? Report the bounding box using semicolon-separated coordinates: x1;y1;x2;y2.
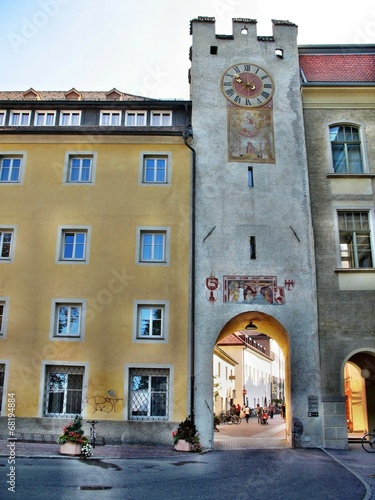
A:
87;420;99;448
219;411;241;425
361;428;375;453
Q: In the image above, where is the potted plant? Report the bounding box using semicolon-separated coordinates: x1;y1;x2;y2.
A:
172;416;202;452
58;415;89;456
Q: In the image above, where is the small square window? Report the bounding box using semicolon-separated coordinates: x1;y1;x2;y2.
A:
55;303;82;337
34;111;56;126
150;111;172;126
141;232;165;262
143;156;167;183
0;299;9;337
10;111;31;126
67;155;93;183
57;227;90;263
100;111;121;126
139;306;163;337
137;228;170;265
125;111;147;126
0;156;22;183
0;229;15;261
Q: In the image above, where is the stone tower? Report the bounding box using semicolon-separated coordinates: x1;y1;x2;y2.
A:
189;17;322;448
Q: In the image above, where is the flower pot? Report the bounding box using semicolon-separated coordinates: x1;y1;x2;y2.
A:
174;440;192;452
60;442;82;456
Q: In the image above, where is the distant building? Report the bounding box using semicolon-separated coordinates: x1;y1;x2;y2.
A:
215;332;285;411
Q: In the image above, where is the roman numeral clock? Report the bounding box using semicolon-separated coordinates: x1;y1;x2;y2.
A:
220;63;275;163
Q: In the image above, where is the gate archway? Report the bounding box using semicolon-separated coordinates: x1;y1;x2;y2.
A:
213;310;291;448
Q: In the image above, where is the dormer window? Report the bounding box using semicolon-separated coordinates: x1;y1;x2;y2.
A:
10;111;31;126
100;111;121;126
65;89;82;101
151;111;172;126
22;88;40;100
105;89;123;100
59;111;81;126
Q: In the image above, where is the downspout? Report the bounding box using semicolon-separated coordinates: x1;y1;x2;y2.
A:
183;127;196;423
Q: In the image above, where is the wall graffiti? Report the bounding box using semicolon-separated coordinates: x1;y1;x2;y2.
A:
87;394;123;413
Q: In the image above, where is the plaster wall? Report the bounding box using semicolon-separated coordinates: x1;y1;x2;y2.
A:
303;89;375;447
0;134;191;438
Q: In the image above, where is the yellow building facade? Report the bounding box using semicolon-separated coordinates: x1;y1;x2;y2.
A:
0;91;192;444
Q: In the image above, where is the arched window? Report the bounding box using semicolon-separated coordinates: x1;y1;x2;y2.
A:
330;125;363;173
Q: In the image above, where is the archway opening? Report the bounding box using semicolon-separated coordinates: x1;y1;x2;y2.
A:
213;310;291;448
344;351;375;438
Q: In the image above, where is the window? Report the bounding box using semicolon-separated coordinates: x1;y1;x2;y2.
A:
338;211;373;268
0;156;22;183
0;111;6;126
44;365;85;417
139;229;168;263
66;155;93;183
52;302;84;338
143;156;167;183
59;111;81;126
330;125;363;173
125;111;147;126
129;368;169;420
0;299;9;336
34;111;56;126
0;230;14;260
9;111;31;126
100;111;121;126
150;111;172;126
57;227;90;263
248;167;254;187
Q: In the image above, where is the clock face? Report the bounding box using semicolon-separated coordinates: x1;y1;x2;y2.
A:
221;63;274;107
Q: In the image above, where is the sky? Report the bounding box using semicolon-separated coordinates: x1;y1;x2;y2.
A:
1;0;375;100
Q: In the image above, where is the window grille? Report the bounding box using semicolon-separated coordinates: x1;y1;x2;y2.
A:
44;365;84;417
129;368;169;420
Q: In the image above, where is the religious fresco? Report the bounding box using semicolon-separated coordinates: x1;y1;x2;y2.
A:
227;107;275;163
223;275;285;305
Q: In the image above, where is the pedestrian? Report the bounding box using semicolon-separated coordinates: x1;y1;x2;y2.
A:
268;403;274;419
244;405;250;423
236;403;241;416
256;403;262;424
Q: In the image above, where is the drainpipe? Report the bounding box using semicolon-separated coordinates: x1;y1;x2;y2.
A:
183;127;196;423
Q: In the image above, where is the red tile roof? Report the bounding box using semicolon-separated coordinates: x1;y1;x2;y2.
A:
299;54;375;82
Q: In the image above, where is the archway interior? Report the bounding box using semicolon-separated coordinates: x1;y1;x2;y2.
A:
345;352;375;436
214;310;291;441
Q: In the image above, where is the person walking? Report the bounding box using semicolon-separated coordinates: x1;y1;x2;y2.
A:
243;405;250;423
256;404;262;424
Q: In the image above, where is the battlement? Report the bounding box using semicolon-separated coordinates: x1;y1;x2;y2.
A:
190;16;298;46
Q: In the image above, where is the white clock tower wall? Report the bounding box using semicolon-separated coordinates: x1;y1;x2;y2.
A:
189;17;323;448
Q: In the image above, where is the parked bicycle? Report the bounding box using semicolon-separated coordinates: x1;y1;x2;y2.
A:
219;411;241;425
87;420;99;448
361;428;375;453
